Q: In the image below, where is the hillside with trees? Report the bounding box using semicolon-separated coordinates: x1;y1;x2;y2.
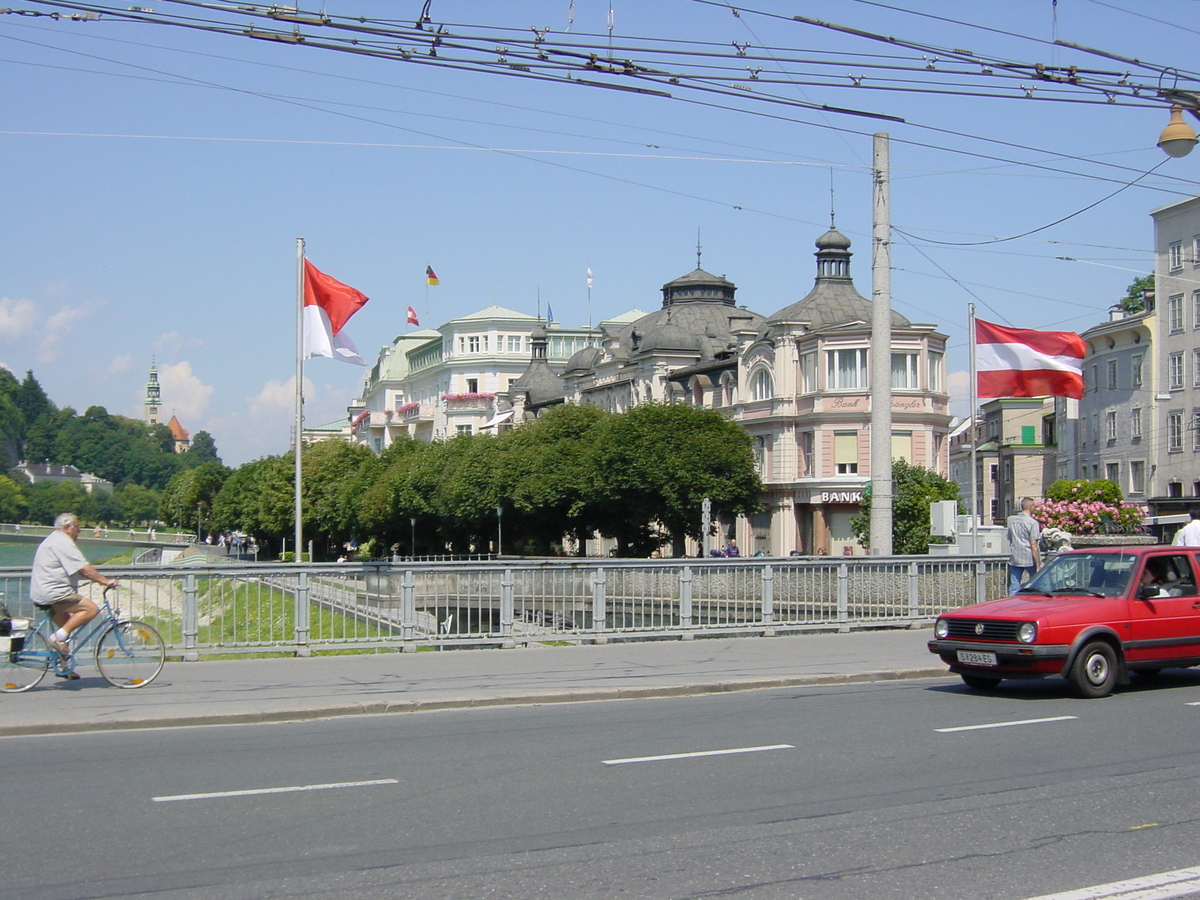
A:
0;369;222;528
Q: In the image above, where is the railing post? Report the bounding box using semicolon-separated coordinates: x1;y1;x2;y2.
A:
837;562;850;632
975;560;988;605
182;572;199;662
761;564;775;636
500;568;515;649
400;569;416;651
592;566;607;644
679;565;693;639
294;570;311;657
908;561;920;623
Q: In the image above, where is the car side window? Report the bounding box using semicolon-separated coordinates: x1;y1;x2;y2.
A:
1144;555;1198;597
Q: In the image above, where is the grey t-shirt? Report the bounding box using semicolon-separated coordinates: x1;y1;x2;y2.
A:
1006;513;1041;567
31;529;89;606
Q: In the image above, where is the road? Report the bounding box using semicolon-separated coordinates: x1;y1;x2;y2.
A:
6;673;1200;900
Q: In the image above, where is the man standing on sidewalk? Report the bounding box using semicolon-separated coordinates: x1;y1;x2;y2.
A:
31;513;119;669
1005;497;1042;595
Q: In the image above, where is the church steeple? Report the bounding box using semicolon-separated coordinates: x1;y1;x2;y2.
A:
145;359;161;426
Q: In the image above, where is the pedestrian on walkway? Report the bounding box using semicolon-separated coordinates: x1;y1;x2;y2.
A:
1006;497;1042;595
1173;509;1200;547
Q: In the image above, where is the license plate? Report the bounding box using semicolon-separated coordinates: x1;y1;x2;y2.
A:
957;650;998;667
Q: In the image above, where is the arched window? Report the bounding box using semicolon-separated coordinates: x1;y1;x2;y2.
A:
750;368;774;401
692;380;704;406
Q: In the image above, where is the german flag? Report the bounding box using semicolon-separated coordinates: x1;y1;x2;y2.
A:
425;265;440;286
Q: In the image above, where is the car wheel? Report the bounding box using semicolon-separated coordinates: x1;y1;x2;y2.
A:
960;673;1002;690
1068;640;1118;698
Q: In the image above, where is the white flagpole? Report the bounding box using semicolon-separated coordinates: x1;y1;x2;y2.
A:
968;302;979;548
295;238;305;563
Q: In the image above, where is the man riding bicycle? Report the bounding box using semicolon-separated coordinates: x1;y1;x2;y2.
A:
31;513;119;679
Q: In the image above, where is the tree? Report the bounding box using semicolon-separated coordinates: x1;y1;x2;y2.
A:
186;430;221;465
0;475;27;523
497;404;609;554
851;459;960;555
587;403;762;556
1117;274;1154;315
160;461;232;532
114;482;162;527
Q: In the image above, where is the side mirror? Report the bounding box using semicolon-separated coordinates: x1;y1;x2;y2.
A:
1137;584;1159;600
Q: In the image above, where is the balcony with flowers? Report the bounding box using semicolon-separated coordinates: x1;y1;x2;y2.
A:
396;401;431;421
441;391;495;411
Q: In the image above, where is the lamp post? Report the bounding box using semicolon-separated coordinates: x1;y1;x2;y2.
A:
410;516;417;560
196;502;202;541
496;506;503;557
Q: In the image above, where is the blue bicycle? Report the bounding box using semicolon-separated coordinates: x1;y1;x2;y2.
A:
0;587;165;692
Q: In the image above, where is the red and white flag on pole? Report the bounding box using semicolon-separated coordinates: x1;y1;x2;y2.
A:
406;305;420;326
975;318;1085;399
302;259;369;365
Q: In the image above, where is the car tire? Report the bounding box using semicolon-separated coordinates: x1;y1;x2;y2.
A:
960;673;1002;690
1068;640;1118;698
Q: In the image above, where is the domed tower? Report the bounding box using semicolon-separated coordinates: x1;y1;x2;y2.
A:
144;360;162;426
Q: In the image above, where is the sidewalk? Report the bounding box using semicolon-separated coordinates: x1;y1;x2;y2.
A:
0;629;947;736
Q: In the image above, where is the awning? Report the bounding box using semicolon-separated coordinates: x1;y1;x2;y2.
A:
480;409;515;429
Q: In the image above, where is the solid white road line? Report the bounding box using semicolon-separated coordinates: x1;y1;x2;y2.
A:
602;744;795;766
936;715;1077;733
153;778;399;802
1021;865;1200;900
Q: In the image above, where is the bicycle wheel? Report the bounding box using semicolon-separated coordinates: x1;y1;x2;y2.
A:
1;629;50;692
95;620;165;688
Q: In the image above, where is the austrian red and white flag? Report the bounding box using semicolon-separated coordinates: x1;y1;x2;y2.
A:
975;318;1085;400
406;305;420;326
302;259;369;366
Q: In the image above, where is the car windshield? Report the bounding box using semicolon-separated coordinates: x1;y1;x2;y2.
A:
1021;552;1139;598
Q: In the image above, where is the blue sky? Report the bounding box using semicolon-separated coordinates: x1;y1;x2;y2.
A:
2;0;1199;466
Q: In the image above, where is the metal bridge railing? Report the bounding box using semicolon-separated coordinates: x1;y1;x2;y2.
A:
0;556;1008;658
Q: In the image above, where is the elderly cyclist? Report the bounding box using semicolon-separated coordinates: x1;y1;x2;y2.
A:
31;513;119;677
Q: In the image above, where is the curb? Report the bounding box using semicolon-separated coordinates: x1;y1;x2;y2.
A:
0;667;949;737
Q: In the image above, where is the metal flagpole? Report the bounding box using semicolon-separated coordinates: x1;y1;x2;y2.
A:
295;238;305;563
968;302;980;549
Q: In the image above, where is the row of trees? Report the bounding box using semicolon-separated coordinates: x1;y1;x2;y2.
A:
196;403;763;559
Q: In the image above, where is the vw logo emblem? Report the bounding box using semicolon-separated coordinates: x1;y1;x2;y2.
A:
974;623;985;635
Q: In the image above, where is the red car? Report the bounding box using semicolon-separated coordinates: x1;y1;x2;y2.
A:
928;546;1200;698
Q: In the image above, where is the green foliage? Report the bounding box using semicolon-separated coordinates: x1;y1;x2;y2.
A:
114;482;161;526
159;461;232;531
185;430;221;465
0;475;27;523
850;459;961;555
1046;478;1123;504
587;403;762;555
1117;274;1154;315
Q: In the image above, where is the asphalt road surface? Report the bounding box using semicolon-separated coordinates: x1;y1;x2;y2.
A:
7;672;1200;900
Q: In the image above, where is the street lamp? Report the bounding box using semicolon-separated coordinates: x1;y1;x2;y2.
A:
410;516;417;560
1158;105;1199;158
495;506;503;557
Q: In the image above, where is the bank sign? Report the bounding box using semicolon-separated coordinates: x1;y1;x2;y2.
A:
814;491;863;504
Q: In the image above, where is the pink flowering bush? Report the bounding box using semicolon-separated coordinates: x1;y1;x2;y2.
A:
396;401;420;413
441;391;495;401
1031;498;1144;535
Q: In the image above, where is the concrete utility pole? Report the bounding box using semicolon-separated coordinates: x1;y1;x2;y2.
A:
869;132;894;556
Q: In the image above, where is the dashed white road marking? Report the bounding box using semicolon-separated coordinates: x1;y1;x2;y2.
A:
603;744;795;766
153;778;399;802
936;715;1077;733
1020;865;1200;900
